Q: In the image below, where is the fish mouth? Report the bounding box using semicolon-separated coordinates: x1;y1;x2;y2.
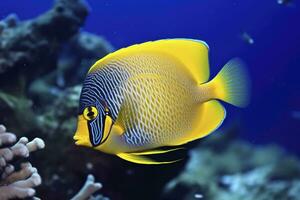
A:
73;135;82;146
74;139;87;146
73;138;80;145
73;135;91;147
74;139;79;145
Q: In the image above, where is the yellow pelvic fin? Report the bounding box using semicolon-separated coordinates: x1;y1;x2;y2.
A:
209;58;250;107
89;38;210;84
172;100;226;146
130;147;185;156
116;153;181;165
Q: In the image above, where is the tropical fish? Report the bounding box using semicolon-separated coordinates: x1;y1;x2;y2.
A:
241;32;254;45
73;39;250;164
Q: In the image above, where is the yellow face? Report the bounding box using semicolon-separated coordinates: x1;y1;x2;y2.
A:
73;105;113;147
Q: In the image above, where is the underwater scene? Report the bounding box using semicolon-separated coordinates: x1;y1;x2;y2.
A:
0;0;300;199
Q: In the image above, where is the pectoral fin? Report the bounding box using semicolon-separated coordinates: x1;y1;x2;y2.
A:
116;153;181;165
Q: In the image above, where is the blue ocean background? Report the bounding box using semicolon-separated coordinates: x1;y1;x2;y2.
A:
0;0;299;155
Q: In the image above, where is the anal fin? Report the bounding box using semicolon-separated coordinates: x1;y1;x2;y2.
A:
130;147;184;156
117;153;181;165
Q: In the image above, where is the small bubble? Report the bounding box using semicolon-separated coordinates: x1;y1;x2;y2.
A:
52;174;60;181
86;162;93;170
194;193;203;199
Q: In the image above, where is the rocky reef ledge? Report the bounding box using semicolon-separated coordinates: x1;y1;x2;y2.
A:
0;0;88;79
0;0;113;199
163;131;300;200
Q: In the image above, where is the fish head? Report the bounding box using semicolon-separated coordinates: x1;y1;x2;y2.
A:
73;100;113;147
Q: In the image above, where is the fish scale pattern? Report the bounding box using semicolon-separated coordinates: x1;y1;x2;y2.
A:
114;53;199;147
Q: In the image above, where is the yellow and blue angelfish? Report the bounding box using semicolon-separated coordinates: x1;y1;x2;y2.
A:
73;39;250;164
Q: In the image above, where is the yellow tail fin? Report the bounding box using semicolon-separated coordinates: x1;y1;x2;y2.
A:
211;58;250;107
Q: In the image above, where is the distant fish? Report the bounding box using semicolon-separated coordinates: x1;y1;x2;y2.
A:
277;0;293;6
241;32;254;45
73;39;250;164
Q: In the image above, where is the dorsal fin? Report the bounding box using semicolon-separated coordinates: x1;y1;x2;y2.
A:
89;39;210;84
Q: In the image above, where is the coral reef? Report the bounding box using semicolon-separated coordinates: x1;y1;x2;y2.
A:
0;0;113;199
0;0;299;199
71;174;109;200
0;0;113;135
0;0;89;134
163;131;300;200
0;124;45;199
0;0;89;81
0;124;110;200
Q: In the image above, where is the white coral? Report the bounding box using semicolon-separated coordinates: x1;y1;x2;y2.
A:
71;174;103;200
0;124;45;200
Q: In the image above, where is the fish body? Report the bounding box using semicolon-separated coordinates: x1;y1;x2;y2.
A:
74;39;250;164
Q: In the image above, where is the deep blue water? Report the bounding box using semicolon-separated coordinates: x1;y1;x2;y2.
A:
1;0;300;154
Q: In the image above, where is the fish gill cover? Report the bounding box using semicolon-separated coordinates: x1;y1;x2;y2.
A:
0;0;299;199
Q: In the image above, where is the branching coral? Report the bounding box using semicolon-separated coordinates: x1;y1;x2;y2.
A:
0;0;113;199
71;174;107;200
0;124;45;200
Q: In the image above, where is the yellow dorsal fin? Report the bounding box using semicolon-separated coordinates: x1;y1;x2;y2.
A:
89;39;210;84
117;153;181;165
130;147;184;156
172;100;226;145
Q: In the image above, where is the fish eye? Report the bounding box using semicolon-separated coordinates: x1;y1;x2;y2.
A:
83;106;98;121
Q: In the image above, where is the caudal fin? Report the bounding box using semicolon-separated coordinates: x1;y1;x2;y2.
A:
211;58;250;107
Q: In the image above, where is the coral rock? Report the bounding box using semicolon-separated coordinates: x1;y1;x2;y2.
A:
163;133;300;200
0;0;89;85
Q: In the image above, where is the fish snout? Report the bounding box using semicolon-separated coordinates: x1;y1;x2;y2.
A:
73;115;92;147
73;134;81;145
73;134;79;141
73;131;91;146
